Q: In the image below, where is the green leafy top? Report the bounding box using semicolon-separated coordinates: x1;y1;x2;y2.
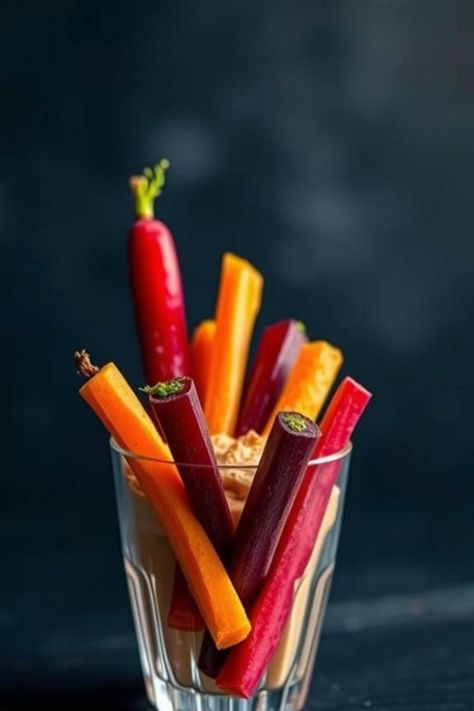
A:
141;377;185;399
129;159;170;219
281;412;308;433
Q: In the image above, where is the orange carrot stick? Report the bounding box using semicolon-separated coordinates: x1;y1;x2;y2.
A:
262;341;343;436
205;253;263;435
74;350;250;649
191;319;216;404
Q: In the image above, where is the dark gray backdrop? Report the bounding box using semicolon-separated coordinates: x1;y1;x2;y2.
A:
1;0;473;696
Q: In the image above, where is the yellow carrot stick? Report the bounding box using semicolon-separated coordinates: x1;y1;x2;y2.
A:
205;253;263;435
191;319;216;405
262;341;343;436
74;350;251;649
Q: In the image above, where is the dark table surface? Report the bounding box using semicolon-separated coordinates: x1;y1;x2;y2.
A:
2;586;473;711
2;533;473;711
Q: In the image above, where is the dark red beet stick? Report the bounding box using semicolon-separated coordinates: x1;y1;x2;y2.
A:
146;376;234;556
230;411;319;602
145;377;234;630
235;320;307;436
199;411;319;677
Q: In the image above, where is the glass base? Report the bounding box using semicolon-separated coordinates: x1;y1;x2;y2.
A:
144;674;311;711
126;556;334;711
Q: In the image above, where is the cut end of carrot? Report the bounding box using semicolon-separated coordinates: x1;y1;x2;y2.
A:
342;376;373;402
215;619;252;650
78;361;113;398
216;680;250;699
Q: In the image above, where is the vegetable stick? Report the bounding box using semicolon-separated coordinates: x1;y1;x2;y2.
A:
168;566;203;630
262;340;343;437
147;377;234;555
74;350;250;650
199;411;319;678
217;377;371;695
191;320;216;405
146;376;235;631
205;253;263;435
235;320;307;436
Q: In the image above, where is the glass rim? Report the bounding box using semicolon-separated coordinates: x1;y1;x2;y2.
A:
109;437;352;469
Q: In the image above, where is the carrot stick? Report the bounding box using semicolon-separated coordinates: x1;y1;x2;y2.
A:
74;350;250;650
168;566;203;630
262;341;343;437
191;319;216;405
205;253;263;435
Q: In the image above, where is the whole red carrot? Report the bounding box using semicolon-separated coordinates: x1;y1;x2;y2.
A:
129;160;190;385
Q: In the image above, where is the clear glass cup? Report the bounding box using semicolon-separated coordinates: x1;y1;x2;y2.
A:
110;438;351;711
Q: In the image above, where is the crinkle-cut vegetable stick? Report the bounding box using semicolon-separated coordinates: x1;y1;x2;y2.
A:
262;340;343;437
191;320;216;406
217;377;372;695
198;411;319;678
74;350;250;650
205;253;263;435
235;320;307;436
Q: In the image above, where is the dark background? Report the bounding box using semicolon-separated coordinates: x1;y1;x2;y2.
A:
2;1;474;708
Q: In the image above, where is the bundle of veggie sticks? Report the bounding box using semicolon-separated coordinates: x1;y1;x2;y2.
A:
75;160;372;698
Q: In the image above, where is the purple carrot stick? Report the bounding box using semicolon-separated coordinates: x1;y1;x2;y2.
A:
235;320;307;436
199;410;319;676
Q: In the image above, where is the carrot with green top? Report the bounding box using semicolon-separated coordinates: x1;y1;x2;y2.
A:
74;350;250;650
128;160;190;385
262;340;343;436
205;253;263;435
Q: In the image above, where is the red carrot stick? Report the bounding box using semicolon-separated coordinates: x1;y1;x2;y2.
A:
129;160;190;385
230;412;319;603
146;377;235;630
216;377;372;696
199;411;319;677
235;320;307;436
168;567;203;630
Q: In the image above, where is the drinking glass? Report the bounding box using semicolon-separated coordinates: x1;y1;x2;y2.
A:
110;439;351;711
